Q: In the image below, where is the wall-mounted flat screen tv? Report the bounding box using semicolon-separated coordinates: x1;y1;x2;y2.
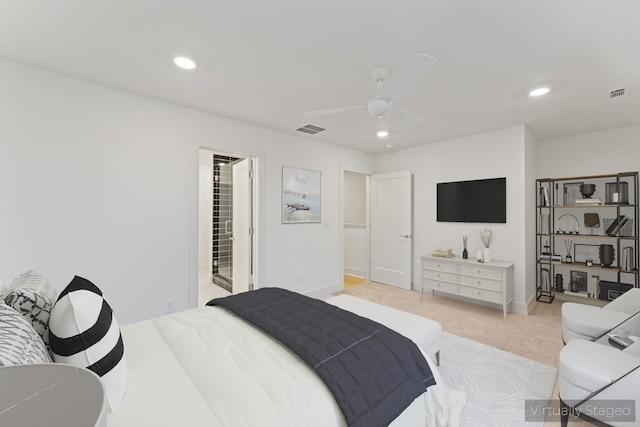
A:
437;177;507;223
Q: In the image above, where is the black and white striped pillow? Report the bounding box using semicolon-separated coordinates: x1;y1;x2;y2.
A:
49;276;127;411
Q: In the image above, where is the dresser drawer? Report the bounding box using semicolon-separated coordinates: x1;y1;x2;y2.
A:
459;285;502;304
423;278;458;294
459;264;503;281
422;259;457;273
423;269;457;284
459;274;503;292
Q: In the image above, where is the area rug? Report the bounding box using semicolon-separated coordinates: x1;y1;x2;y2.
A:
438;332;557;426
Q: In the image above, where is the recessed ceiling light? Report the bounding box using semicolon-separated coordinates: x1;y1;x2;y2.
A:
529;87;550;97
174;56;197;70
384;143;393;149
377;130;389;138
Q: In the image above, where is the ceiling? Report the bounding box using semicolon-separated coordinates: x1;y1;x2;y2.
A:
1;1;639;154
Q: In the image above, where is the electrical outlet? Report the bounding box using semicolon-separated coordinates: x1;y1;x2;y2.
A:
164;299;175;313
299;273;304;283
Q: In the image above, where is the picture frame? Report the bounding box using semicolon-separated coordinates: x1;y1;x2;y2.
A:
282;166;321;223
574;244;601;264
570;270;588;293
563;182;583;206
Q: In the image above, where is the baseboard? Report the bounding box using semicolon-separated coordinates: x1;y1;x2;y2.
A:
302;282;343;299
344;268;366;277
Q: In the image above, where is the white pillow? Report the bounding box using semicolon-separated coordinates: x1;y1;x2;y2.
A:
49;276;127;412
0;301;53;366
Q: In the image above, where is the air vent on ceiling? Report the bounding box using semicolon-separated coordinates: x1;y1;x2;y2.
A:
609;88;627;100
296;124;326;135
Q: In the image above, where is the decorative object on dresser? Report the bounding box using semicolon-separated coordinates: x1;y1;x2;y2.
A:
479;228;493;263
462;235;468;259
432;247;454;258
536;172;638;306
420;255;514;322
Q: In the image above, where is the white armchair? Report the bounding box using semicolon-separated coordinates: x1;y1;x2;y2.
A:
562;288;640;343
559;289;640;426
559;339;640;426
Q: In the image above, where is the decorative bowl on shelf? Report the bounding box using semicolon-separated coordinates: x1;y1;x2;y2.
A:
580;183;596;198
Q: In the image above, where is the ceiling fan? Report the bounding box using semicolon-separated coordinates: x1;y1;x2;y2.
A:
304;53;438;122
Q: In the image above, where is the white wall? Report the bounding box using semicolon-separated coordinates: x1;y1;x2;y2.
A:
524;127;539;306
537;125;640;178
0;60;375;324
375;126;531;313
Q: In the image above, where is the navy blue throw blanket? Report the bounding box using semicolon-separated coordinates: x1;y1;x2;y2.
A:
208;288;435;427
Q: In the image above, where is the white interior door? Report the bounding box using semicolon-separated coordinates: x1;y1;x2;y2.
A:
370;170;412;289
232;158;252;294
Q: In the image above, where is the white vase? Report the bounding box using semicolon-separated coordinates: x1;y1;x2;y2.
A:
484;247;491;263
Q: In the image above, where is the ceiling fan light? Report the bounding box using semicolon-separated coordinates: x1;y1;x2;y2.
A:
367;99;390;117
529;87;550;97
174;56;197;70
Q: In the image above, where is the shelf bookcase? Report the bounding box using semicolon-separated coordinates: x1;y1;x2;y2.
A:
535;172;639;304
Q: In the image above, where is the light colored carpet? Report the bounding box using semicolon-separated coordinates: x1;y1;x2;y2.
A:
438;332;557;427
335;281;584;425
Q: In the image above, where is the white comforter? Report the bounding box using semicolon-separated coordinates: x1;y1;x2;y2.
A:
107;306;450;426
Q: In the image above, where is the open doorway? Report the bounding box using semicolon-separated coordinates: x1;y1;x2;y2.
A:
343;170;369;287
342;169;413;290
198;149;256;305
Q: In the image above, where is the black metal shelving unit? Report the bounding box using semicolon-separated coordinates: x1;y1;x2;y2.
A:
535;172;639;305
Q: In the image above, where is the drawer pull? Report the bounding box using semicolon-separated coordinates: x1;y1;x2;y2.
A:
477;270;482;274
477;281;482;285
477;291;482;295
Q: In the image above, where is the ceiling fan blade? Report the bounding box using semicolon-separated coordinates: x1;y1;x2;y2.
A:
378;53;438;101
303;104;366;116
386;104;425;123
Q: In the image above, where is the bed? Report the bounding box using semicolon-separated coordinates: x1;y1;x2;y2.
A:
107;292;452;427
0;272;455;426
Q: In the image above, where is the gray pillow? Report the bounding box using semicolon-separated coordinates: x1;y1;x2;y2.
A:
0;301;53;366
4;270;59;349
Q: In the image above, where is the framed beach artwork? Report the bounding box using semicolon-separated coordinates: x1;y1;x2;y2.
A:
282;166;321;223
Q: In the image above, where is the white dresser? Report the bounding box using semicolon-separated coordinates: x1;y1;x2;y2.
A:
420;254;515;322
